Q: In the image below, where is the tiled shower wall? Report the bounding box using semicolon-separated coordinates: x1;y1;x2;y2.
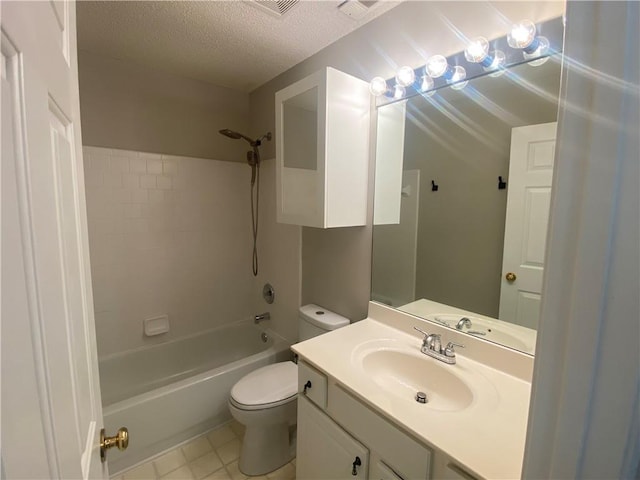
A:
83;146;255;358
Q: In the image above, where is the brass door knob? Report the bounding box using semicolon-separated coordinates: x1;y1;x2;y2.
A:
505;272;517;282
100;427;129;463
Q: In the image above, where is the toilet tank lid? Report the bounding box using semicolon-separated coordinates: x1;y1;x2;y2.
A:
299;304;350;331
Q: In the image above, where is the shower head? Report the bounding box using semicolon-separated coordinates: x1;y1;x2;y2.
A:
219;129;257;145
219;129;272;147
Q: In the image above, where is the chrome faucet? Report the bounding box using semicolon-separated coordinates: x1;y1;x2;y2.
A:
413;326;464;365
456;317;472;330
254;312;270;323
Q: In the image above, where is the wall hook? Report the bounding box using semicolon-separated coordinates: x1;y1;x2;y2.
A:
498;176;507;190
431;180;439;192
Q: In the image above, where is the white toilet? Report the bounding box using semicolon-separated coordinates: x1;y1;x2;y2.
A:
229;304;349;476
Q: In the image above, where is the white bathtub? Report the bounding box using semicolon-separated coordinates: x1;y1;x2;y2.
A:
99;321;290;475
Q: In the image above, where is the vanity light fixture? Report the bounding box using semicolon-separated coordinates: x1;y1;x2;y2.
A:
395;66;416;87
420;75;435;96
393;84;406;100
425;55;467;90
507;20;550;65
369;76;389;97
464;37;506;76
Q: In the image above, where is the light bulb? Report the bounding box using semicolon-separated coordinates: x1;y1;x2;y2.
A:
464;37;489;63
449;66;468;90
369;77;388;96
420;75;434;93
487;50;506;77
393;85;406;100
523;36;550;64
395;66;416;87
425;55;449;79
508;20;537;49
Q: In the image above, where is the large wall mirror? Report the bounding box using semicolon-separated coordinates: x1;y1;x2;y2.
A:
371;50;563;355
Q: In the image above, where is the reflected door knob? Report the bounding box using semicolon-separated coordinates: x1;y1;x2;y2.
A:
505;272;517;282
100;427;129;463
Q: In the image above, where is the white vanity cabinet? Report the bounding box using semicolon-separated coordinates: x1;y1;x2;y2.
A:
296;361;432;480
275;67;370;228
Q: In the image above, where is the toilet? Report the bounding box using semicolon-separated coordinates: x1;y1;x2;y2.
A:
228;304;349;476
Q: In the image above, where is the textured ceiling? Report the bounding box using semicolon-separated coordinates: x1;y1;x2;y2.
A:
76;1;402;92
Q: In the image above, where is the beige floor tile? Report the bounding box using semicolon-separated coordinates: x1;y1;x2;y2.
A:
160;465;194;480
290;459;296;468
228;420;245;439
246;476;268;480
189;452;224;480
154;449;187;477
202;468;231;480
215;439;241;465
122;461;157;480
207;425;237;448
224;461;247;480
266;463;295;480
182;436;213;462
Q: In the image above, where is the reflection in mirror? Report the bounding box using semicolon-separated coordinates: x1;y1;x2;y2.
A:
371;55;562;355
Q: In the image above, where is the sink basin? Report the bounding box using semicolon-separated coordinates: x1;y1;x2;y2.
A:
358;348;474;412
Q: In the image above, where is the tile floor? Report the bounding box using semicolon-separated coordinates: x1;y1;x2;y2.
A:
113;421;296;480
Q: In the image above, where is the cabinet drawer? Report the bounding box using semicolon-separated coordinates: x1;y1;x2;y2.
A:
329;383;431;480
298;361;327;409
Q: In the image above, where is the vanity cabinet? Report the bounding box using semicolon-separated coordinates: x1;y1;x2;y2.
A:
296;361;431;480
275;67;370;228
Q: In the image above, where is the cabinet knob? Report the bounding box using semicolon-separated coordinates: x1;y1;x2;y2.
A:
351;456;362;476
303;380;312;394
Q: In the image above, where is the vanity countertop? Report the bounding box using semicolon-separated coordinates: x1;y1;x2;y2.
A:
292;316;532;480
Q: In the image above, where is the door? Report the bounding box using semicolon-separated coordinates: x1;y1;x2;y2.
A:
1;2;108;478
296;397;369;480
499;122;557;329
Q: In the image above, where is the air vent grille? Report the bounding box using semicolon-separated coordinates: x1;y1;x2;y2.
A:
250;0;300;17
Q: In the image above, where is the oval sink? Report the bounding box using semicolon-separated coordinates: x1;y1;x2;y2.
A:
360;349;474;412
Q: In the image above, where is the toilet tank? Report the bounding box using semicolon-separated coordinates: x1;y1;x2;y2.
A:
298;304;350;341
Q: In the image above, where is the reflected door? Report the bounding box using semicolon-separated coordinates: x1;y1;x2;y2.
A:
499;122;557;329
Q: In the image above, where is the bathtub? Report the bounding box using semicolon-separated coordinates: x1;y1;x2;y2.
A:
99;321;290;475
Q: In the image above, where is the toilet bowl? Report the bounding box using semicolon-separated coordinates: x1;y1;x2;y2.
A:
229;361;298;475
228;304;349;476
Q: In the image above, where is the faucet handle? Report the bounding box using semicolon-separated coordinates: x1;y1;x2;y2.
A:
413;326;429;337
444;341;465;357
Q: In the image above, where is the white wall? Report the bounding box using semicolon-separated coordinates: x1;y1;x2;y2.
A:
83;146;256;357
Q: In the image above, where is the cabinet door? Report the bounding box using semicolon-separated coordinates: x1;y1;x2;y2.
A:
297;396;369;480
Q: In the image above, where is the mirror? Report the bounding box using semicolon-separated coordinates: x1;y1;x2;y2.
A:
371;55;562;355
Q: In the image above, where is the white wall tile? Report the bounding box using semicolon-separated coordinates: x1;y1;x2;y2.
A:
147;158;163;175
157;175;173;190
85;147;255;357
140;174;157;189
130;157;147;174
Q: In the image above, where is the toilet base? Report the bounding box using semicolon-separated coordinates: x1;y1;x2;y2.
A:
238;423;296;476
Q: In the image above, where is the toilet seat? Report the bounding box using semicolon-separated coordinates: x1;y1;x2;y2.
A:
230;361;297;411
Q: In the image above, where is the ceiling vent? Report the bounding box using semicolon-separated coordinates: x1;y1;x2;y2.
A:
248;0;300;18
338;0;379;20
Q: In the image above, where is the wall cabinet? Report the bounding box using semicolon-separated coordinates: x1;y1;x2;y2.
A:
275;67;370;228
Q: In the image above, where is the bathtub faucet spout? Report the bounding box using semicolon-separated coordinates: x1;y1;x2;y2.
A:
254;312;270;324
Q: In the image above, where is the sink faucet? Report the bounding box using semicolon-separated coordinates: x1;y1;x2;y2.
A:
456;317;472;330
413;326;464;365
254;312;270;323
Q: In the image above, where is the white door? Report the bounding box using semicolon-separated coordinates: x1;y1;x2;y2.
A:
1;2;109;478
499;122;557;329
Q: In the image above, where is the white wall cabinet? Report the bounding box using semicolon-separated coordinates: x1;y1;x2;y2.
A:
275;67;370;228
